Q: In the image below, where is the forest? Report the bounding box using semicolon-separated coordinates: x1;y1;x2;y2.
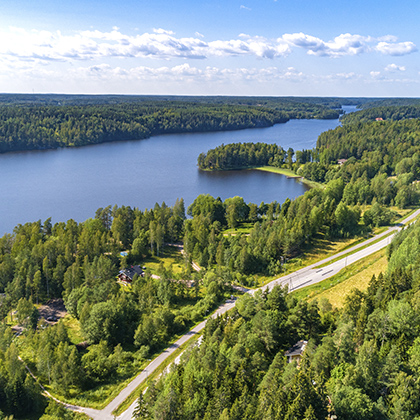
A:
0;93;367;109
340;105;420;124
0;96;345;153
1;103;420;418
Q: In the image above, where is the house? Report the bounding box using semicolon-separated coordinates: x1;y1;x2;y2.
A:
118;265;144;283
337;158;348;165
285;340;308;365
375;117;384;121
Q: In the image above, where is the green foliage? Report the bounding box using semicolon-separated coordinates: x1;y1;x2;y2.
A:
198;142;290;171
340;105;420;124
363;202;393;227
0;102;291;153
0;340;45;418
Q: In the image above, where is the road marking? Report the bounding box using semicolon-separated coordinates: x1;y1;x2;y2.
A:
322;269;334;276
294;279;312;289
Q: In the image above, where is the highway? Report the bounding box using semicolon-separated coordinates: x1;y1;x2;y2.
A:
76;208;420;419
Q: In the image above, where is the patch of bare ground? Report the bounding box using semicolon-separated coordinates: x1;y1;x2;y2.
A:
38;298;67;323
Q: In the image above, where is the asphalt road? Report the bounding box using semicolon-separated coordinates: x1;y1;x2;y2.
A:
77;208;420;419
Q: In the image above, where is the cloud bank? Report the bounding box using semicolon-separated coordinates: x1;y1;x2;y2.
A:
0;27;416;65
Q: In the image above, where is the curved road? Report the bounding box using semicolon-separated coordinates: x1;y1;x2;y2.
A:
76;208;420;419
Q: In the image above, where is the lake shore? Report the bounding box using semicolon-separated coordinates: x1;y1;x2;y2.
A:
255;166;324;189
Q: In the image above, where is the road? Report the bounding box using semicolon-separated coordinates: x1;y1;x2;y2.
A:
76;298;237;420
77;208;420;419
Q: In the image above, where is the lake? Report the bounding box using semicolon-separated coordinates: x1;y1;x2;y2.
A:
0;106;356;235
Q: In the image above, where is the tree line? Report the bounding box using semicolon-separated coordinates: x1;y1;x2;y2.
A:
0;103;291;153
340;105;420;125
198;142;314;171
0;94;347;154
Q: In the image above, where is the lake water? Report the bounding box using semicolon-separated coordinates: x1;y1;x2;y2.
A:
0;106;356;235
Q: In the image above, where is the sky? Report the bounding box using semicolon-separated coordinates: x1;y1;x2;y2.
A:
0;0;419;97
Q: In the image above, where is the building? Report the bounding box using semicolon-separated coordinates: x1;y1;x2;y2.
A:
118;265;144;283
285;340;308;365
337;158;348;165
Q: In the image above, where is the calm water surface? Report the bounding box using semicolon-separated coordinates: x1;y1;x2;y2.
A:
0;106;356;234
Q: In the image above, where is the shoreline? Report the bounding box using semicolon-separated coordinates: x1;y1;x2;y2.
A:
255;166;324;189
198;165;324;189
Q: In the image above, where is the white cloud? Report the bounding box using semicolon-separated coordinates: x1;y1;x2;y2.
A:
240;5;251;10
370;71;381;78
3;62;308;85
376;41;417;56
283;32;371;57
328;72;360;80
0;26;416;68
153;28;175;35
5;60;419;96
0;27;292;62
283;32;417;58
385;63;406;72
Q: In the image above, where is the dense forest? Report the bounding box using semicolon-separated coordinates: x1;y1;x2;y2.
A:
0;93;369;108
0;103;289;153
0;96;347;153
340;105;420;124
359;98;420;109
135;219;420;419
198;143;291;170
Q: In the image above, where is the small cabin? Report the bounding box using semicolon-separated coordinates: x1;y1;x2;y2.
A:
337;158;348;166
285;340;308;365
118;265;144;283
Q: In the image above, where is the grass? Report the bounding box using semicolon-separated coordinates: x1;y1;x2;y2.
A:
256;166;324;189
284;233;367;269
313;251;388;308
239;233;375;289
394;206;419;224
44;375;141;410
141;246;186;275
313;230;393;269
223;222;254;235
61;314;84;345
113;333;201;417
292;249;387;305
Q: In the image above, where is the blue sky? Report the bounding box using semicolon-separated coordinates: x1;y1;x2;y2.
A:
0;0;419;96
